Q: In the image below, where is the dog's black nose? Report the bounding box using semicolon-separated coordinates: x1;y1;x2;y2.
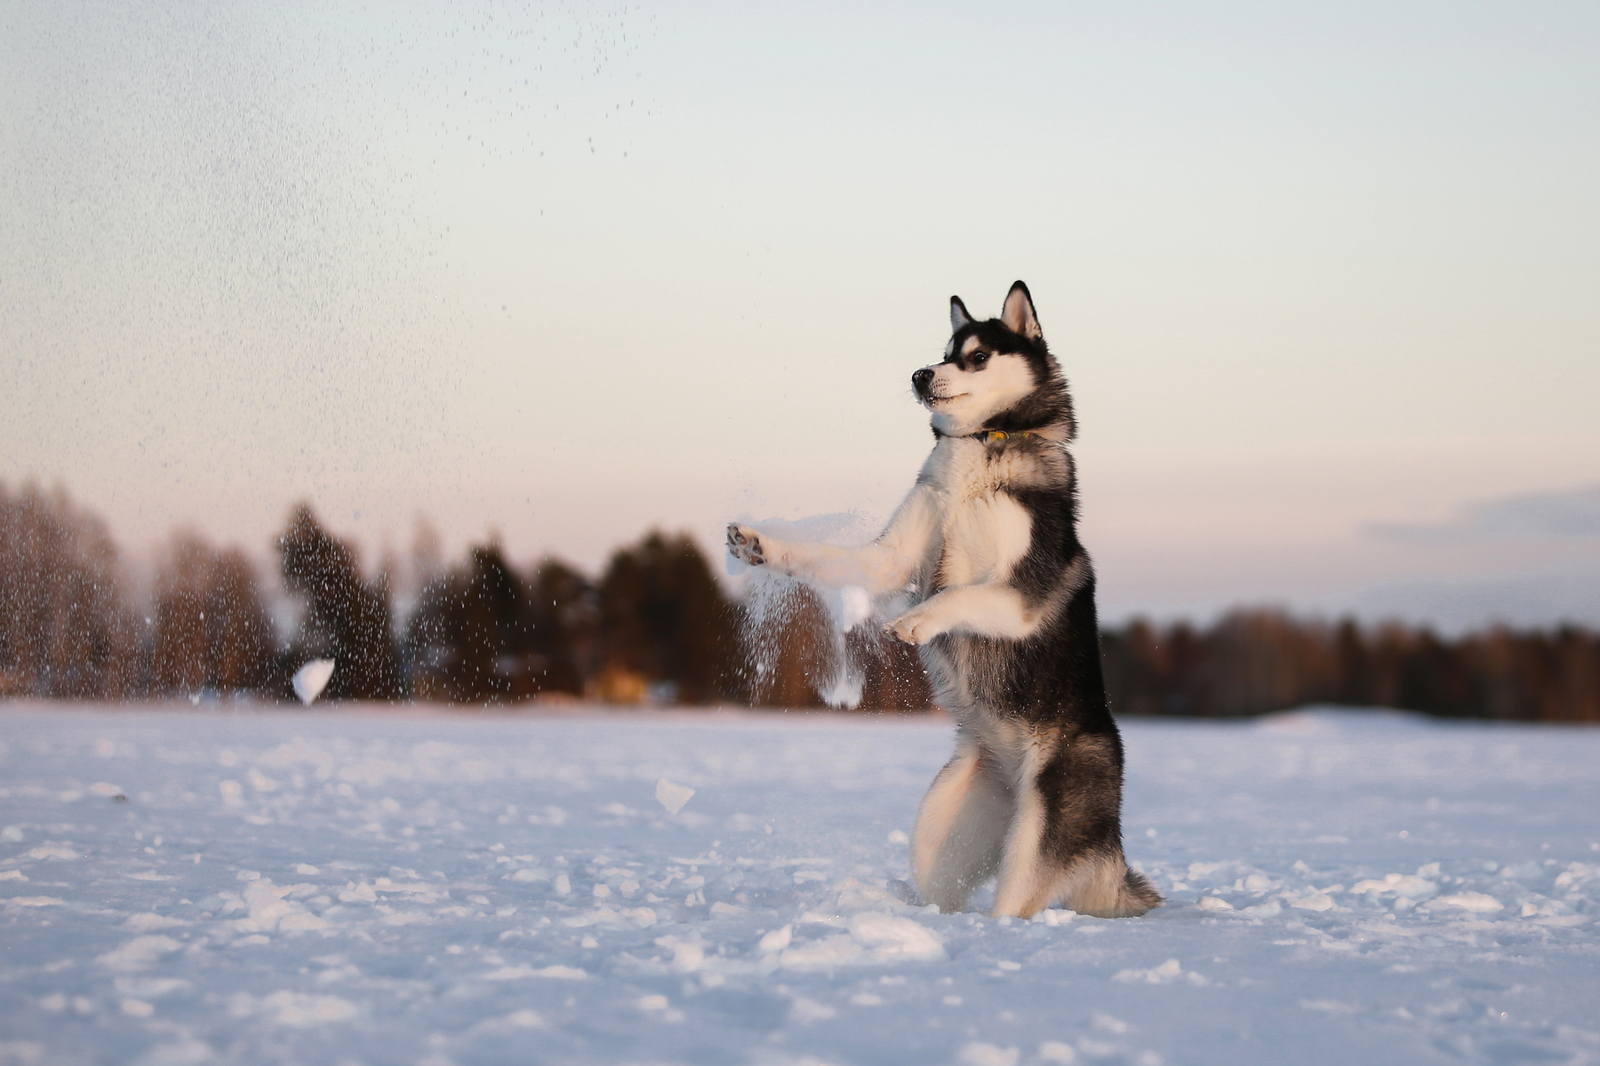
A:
912;367;934;395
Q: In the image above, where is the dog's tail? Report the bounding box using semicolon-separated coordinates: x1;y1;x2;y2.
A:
1115;866;1164;917
1068;856;1164;918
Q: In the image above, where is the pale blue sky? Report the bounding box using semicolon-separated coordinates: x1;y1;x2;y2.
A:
3;1;1598;626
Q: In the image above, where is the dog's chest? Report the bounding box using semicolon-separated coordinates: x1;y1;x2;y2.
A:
921;443;1033;589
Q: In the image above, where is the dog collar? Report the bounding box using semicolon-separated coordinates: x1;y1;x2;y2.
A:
932;427;1063;446
968;429;1041;445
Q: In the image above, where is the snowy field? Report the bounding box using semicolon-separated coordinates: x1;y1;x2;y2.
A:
2;704;1598;1066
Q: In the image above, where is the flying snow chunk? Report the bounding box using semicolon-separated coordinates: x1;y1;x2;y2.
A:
837;585;871;631
292;660;337;705
655;778;695;815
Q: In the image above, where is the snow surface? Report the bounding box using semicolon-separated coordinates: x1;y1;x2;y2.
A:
2;704;1598;1066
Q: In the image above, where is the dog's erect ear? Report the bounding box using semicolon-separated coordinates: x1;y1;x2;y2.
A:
950;296;973;333
1000;281;1042;340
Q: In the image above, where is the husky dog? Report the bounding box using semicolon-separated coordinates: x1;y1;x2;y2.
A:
727;282;1159;919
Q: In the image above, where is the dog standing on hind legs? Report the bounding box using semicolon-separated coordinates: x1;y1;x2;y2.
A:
727;281;1160;919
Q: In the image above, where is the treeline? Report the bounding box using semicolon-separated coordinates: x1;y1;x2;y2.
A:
0;484;748;705
1101;612;1600;723
1;483;1597;721
0;483;908;708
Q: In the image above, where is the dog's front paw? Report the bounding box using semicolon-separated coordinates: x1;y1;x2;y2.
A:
885;607;939;645
726;523;768;567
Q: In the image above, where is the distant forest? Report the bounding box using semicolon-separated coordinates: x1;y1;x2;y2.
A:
2;482;1596;722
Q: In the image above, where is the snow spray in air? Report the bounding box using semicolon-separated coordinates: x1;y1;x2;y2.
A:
728;513;902;710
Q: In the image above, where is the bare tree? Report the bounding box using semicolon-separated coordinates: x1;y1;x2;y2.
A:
149;532;275;695
278;505;401;701
0;483;138;697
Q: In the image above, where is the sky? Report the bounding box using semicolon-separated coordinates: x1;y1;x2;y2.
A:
2;0;1598;629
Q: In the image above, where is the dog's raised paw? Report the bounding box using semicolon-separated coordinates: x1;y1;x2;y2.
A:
725;523;766;566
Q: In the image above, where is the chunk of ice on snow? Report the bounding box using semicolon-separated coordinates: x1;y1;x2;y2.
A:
98;935;183;971
292;660;336;705
959;1043;1020;1066
1424;892;1504;913
483;964;586;980
1351;873;1437;898
280;913;328;932
788;997;837;1023
655;778;695;815
758;925;793;952
847;912;945;961
261;991;358;1026
1292;893;1337;911
779;934;863;968
1113;959;1205;986
123;913;187;932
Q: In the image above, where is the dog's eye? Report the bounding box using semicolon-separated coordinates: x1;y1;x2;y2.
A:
970;352;989;368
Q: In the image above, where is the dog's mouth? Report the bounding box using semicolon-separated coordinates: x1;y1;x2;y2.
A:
925;392;968;406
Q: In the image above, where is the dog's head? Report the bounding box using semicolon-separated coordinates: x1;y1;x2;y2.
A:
912;281;1074;439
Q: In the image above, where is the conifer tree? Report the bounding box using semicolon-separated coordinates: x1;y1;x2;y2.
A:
278;505;401;701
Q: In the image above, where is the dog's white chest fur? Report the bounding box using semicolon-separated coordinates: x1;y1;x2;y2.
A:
921;439;1033;592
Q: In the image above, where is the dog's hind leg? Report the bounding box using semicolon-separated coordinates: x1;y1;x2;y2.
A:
992;731;1161;919
910;737;1012;913
990;738;1061;919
